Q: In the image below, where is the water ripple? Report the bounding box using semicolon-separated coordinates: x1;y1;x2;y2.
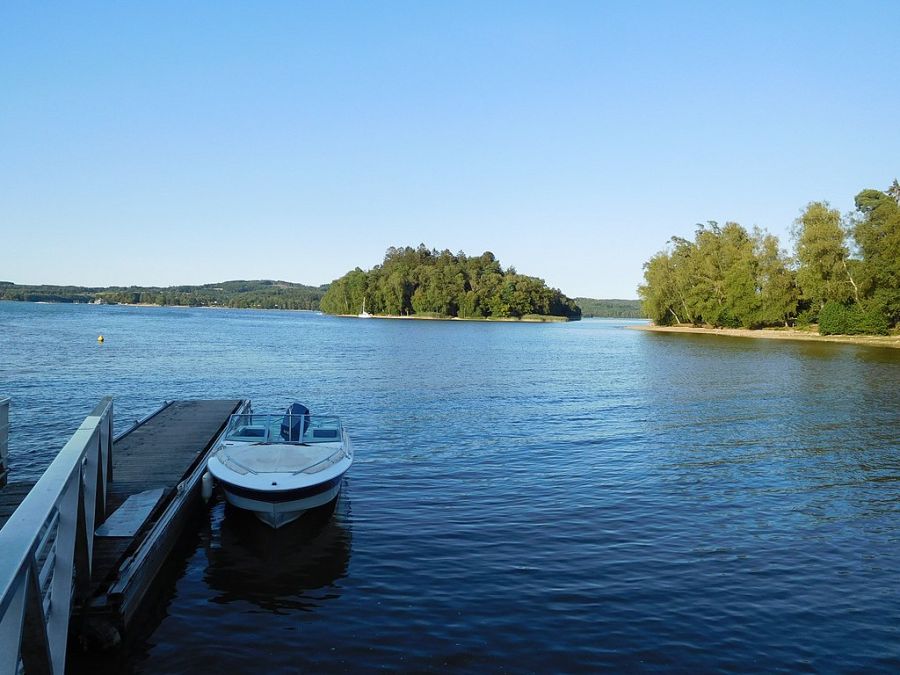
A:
2;305;899;672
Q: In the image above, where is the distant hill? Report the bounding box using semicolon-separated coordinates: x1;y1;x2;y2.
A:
0;280;327;310
574;298;644;318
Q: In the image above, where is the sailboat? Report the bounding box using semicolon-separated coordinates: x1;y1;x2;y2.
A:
358;298;371;318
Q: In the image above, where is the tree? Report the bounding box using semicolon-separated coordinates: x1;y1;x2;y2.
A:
639;251;681;324
887;179;900;204
718;222;759;327
641;222;797;328
752;229;798;327
794;202;857;310
682;222;760;327
853;186;900;324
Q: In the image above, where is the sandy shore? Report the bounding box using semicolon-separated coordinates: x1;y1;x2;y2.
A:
630;324;900;349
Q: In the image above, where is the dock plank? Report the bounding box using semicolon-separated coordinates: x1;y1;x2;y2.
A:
88;400;241;599
0;481;36;529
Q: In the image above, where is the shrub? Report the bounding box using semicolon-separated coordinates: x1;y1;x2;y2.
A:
851;304;890;335
818;302;848;335
818;301;889;335
794;308;816;328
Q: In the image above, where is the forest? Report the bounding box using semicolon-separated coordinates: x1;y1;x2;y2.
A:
575;298;643;318
320;246;582;320
0;280;326;310
638;181;900;335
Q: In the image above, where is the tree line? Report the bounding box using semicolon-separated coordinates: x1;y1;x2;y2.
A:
0;276;641;319
639;181;900;335
575;298;644;318
0;280;326;310
320;245;582;320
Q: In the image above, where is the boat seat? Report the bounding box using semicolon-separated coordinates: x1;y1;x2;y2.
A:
280;403;310;441
233;426;266;439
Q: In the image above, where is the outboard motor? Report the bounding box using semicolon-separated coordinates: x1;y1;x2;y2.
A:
281;402;310;442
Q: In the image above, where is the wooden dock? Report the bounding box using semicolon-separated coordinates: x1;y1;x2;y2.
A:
83;399;246;630
0;482;36;530
0;397;248;672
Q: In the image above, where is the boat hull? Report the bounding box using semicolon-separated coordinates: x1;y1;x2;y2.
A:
217;474;345;529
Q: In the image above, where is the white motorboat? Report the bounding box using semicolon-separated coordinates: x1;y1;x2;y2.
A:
207;403;353;528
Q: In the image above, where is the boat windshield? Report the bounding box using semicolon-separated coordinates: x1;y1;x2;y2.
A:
224;414;343;444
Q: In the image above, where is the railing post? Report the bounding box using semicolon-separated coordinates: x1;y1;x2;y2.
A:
103;398;114;489
20;560;53;674
0;566;28;674
45;471;80;674
81;426;100;567
73;474;92;603
0;397;9;488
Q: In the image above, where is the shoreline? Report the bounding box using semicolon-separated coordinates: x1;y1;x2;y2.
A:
2;300;575;321
334;313;572;323
14;301;317;312
630;324;900;349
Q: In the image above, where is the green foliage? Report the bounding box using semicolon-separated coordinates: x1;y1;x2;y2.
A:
794;202;856;308
852;187;900;324
640;179;900;334
320;245;581;320
754;229;799;327
639;222;797;328
0;280;325;309
818;301;889;335
794;308;817;328
574;298;644;318
818;301;848;335
0;283;96;303
638;249;682;325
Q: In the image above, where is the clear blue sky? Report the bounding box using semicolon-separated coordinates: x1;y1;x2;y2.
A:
2;1;898;298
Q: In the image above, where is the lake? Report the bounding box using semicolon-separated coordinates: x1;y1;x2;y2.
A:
1;301;899;672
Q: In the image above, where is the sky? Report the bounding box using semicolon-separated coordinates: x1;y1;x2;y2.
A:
1;1;898;299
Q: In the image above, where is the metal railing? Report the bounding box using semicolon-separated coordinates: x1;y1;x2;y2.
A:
0;397;113;675
0;397;8;488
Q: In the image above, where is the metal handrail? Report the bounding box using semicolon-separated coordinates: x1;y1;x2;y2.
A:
0;397;8;488
0;397;113;675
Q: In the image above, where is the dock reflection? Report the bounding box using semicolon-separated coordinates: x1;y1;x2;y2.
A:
203;496;352;613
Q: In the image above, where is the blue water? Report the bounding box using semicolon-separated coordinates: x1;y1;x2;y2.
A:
1;301;899;672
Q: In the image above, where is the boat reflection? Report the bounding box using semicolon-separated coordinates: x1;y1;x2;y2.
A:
204;496;352;613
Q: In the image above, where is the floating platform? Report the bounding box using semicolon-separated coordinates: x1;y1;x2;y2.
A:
83;399;247;629
0;397;248;672
0;482;36;529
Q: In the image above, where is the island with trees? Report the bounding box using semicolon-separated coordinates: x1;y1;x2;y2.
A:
320;245;582;321
638;180;900;339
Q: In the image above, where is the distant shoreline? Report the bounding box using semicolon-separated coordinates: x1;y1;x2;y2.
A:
630;324;900;349
10;301;316;312
334;313;572;323
5;300;575;321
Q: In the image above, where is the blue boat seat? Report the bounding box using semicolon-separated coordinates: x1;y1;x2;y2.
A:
280;402;310;442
